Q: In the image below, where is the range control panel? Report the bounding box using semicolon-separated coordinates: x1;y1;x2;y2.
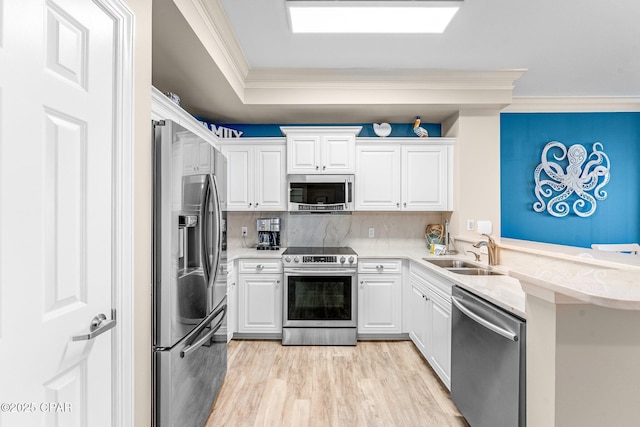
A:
282;254;357;267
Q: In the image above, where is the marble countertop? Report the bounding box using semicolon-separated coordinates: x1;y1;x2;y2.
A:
227;244;527;318
353;246;526;318
228;238;640;313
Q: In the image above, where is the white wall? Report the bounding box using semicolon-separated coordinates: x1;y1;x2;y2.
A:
443;110;501;242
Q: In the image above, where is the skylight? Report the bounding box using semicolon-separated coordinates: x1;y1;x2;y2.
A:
286;0;462;34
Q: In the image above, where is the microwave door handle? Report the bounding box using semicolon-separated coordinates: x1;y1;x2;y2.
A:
208;174;222;288
200;175;211;286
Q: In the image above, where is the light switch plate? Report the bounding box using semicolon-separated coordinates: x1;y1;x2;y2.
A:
368;228;375;238
466;219;475;231
241;226;248;236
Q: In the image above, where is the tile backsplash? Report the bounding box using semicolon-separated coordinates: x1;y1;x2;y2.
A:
227;211;447;250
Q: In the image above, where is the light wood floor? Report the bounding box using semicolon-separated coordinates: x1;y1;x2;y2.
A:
205;340;468;427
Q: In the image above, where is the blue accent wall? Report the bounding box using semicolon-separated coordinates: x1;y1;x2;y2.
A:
500;112;640;248
193;119;442;138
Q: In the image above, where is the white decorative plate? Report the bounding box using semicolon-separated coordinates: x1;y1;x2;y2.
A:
373;122;392;137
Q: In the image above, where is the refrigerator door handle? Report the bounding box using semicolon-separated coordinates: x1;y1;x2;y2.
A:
180;304;226;358
209;174;222;287
200;175;212;286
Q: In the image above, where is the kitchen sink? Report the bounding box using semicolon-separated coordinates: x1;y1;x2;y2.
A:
422;258;504;276
447;268;503;276
422;259;479;269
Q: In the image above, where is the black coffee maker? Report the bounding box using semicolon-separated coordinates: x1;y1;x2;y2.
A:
256;218;281;250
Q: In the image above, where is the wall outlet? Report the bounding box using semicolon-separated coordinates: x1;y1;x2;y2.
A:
368;228;375;238
466;219;475;231
241;226;248;237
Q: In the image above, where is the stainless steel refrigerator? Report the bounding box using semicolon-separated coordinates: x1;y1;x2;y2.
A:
152;119;228;427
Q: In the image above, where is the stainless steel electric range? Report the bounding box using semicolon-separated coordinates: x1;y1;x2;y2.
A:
281;247;358;346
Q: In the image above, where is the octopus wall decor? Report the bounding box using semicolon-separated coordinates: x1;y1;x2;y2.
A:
533;141;610;218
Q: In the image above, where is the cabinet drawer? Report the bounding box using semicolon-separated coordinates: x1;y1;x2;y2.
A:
238;259;283;274
358;259;403;274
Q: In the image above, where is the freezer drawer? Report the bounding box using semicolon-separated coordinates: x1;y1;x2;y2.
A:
154;301;227;427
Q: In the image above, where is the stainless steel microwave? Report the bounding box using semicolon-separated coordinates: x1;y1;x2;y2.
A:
288;174;354;213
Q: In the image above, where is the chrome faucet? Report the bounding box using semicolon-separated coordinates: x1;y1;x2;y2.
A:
473;234;498;266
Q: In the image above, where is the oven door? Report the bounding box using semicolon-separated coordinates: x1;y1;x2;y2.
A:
283;268;357;328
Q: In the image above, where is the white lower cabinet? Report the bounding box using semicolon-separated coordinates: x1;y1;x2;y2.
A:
237;259;283;334
226;261;236;342
358;259;403;335
408;264;452;389
409;276;430;353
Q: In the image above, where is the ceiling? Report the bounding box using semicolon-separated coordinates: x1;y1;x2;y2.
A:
152;0;640;124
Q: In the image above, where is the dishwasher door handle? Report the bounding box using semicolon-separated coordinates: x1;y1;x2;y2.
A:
452;296;518;342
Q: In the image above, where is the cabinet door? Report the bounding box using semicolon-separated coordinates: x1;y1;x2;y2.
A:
227;273;237;342
402;145;449;210
255;145;287;210
429;293;451;388
222;145;254;211
355;145;400;210
409;276;431;358
197;140;212;173
288;135;320;174
238;274;283;333
322;135;355;173
358;274;402;334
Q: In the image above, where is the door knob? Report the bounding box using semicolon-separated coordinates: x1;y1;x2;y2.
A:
72;310;116;341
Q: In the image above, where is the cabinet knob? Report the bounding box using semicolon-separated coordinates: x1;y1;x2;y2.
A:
276;280;280;284
256;264;264;270
403;202;407;207
396;203;400;208
376;265;384;270
248;202;252;207
322;165;326;170
360;281;364;284
315;165;319;170
255;202;259;207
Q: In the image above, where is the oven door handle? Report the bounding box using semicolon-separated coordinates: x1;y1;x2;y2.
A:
284;268;357;274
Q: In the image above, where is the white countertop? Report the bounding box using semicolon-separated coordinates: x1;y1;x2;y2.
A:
353;246;526;318
229;238;640;313
227;244;527;318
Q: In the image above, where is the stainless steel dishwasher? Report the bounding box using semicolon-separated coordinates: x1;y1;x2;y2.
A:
451;285;526;427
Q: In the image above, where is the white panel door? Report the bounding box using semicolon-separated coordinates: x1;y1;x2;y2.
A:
430;293;452;388
409;279;430;358
238;274;282;333
402;146;449;210
222;145;253;210
255;145;286;210
287;135;320;174
358;275;402;334
322;135;355;173
0;1;129;425
355;145;400;210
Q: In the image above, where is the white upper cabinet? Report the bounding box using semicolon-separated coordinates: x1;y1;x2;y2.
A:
181;135;212;175
220;140;287;211
355;145;400;210
356;139;454;211
281;126;361;174
402;145;451;211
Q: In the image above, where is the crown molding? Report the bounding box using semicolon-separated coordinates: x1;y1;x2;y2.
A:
505;96;640;112
173;0;250;97
243;68;526;106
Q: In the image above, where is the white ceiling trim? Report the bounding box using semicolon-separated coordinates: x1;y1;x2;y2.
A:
506;97;640;113
173;0;525;109
173;0;250;97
